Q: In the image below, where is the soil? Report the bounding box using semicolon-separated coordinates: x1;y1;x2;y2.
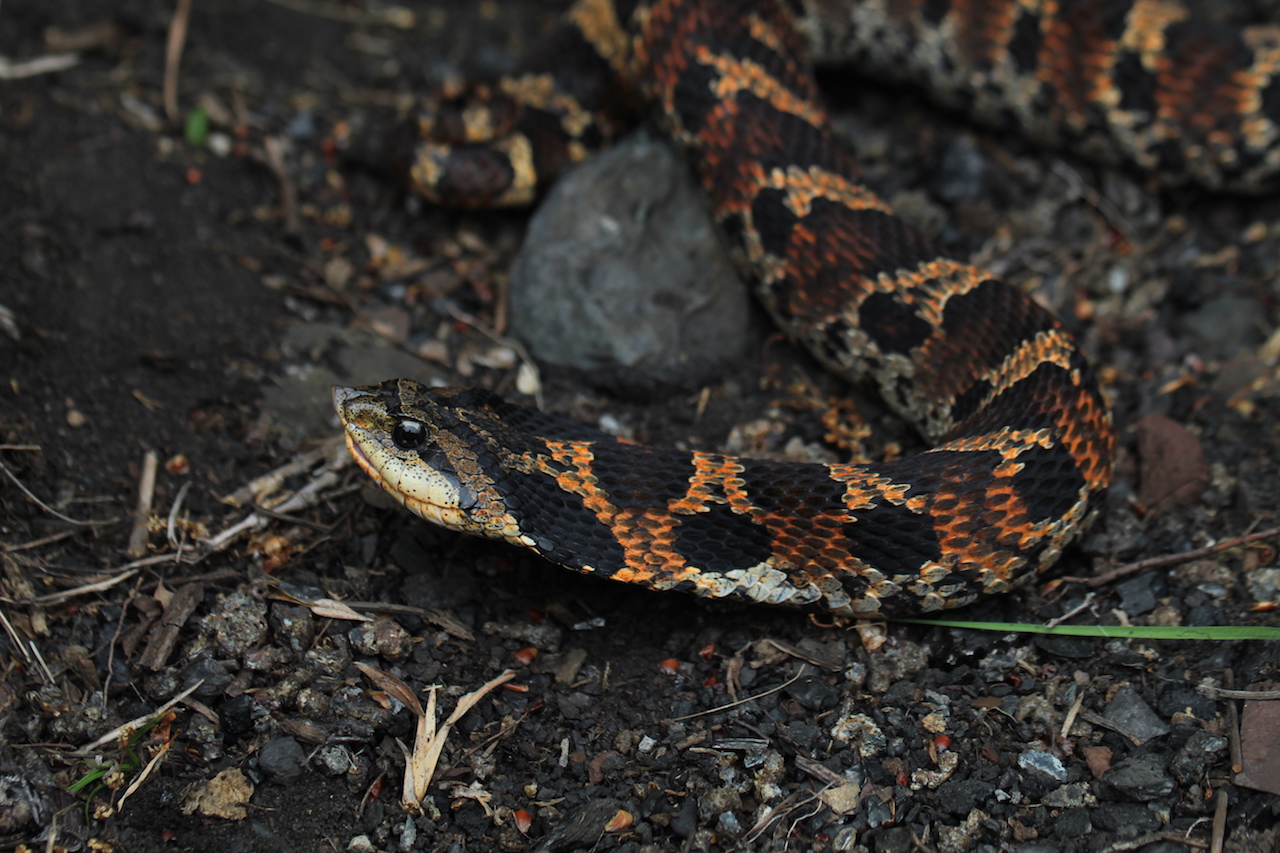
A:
2;2;1279;852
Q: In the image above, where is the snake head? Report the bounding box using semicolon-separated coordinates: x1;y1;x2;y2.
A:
332;382;485;532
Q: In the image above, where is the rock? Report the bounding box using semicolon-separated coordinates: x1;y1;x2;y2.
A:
1103;753;1175;801
1050;808;1093;838
873;826;914;853
182;654;232;702
697;786;742;827
347;835;377;853
315;745;354;777
1177;295;1266;361
258;736;307;784
935;778;997;817
1115;575;1159;616
785;674;839;711
669;797;698;838
1043;782;1093;809
509;130;753;398
1103;686;1170;744
1090;801;1160;834
829;707;887;758
269;603;316;658
219;693;257;737
1245;567;1280;603
1018;750;1067;784
1170;731;1228;784
1236;696;1280;796
203;590;268;658
348;617;412;662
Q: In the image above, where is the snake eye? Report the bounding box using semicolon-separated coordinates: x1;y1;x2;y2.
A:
391;419;427;451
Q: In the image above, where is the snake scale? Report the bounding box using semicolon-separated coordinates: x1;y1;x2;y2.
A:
334;0;1280;616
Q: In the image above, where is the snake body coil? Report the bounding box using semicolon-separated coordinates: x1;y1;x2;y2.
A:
328;0;1276;616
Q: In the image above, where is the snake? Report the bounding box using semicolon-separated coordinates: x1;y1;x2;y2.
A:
333;0;1280;616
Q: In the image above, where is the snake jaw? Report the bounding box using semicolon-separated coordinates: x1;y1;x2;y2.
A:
332;384;475;529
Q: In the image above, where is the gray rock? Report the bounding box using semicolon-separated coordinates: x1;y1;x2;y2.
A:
1104;686;1170;744
1090;801;1160;834
269;603;316;658
315;745;353;777
1177;295;1266;361
258;736;307;784
1051;808;1093;838
509;130;753;398
670;796;698;838
269;321;433;449
1018;750;1068;784
1042;781;1093;807
1103;753;1175;801
697;786;742;823
1115;575;1158;615
1170;731;1228;784
347;617;412;662
935;778;997;817
873;826;914;853
785;674;840;711
181;654;232;702
203;590;269;659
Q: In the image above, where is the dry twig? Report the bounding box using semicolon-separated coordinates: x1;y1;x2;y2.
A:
258;136;301;236
0;52;79;80
166;481;192;548
70;679;205;758
127;450;159;558
163;0;193;125
669;669;806;722
1197;685;1280;700
0;552;190;607
204;441;349;551
1;528;80;553
0;457;114;526
222;438;344;507
1209;789;1228;853
1067;525;1280;588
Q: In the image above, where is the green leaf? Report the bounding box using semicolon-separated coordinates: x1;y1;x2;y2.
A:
67;763;111;794
184;106;210;147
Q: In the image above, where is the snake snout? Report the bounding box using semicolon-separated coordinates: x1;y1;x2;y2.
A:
331;385;362;416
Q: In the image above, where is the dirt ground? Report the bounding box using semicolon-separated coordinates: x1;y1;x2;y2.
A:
2;1;1280;852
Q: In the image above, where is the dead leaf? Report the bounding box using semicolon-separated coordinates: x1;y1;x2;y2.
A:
1235;687;1280;796
181;768;254;819
309;598;372;622
1135;413;1209;513
354;662;421;714
1081;745;1112;779
818;782;860;816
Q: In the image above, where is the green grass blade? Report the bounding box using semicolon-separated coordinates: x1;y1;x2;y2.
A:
889;619;1280;641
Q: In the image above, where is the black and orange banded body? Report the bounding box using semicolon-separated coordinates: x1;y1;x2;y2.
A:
394;0;1280;203
335;0;1177;616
